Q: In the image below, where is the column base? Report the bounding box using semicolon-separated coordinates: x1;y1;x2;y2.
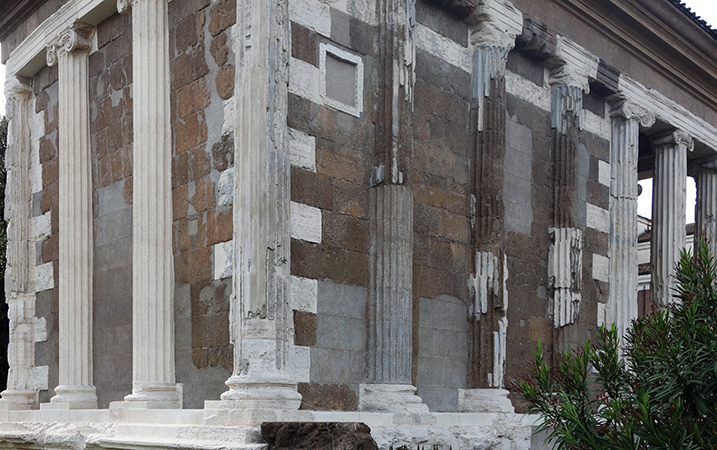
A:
122;382;183;409
218;376;302;410
43;385;97;410
358;384;429;413
0;390;37;410
458;388;514;413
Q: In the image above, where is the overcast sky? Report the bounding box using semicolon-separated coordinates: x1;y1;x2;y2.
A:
0;1;716;221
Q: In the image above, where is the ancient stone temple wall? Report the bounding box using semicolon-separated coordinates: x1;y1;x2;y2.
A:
1;0;717;448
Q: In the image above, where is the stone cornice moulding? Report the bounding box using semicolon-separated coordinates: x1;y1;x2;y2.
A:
117;0;172;15
618;75;717;153
552;0;717;114
548;35;599;92
5;0;114;79
468;0;523;50
45;24;94;67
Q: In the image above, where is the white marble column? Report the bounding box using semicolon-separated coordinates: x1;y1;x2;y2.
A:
119;0;181;408
651;130;693;308
692;158;717;257
608;102;654;342
213;0;301;410
0;78;47;410
45;24;97;409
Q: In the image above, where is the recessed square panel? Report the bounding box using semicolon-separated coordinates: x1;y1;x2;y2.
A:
319;43;364;117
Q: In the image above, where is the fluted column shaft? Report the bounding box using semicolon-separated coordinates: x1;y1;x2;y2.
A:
217;0;300;410
608;103;654;342
0;78;44;410
46;25;97;409
693;160;717;257
119;0;181;407
651;130;693;308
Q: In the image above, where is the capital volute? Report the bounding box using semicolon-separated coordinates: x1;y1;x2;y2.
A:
609;102;656;129
468;0;522;51
117;0;133;14
688;157;717;177
653;129;695;153
46;23;93;67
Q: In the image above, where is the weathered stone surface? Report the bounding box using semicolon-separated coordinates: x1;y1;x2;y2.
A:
297;383;358;411
261;422;376;450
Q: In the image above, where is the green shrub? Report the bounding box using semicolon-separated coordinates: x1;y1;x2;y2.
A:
518;237;717;449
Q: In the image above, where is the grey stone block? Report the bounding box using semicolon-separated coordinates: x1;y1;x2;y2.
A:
418;386;459;412
506;119;533;155
93;324;132;357
96;210;132;245
416;355;444;387
330;8;351;48
317;280;367;319
97;179;131;217
94;236;133;272
177;363;232;409
310;347;366;385
316;314;365;352
505;200;533;235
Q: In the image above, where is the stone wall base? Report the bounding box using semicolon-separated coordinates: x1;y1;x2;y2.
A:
0;409;547;449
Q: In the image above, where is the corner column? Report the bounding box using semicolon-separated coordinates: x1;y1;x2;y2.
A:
359;0;427;413
118;0;182;408
608;102;654;342
214;0;301;410
460;1;521;414
651;130;693;308
691;158;717;257
0;78;47;410
45;24;97;409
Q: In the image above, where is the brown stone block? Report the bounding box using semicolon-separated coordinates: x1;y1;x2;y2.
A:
177;78;210;120
297;383;358;411
106;121;124;154
584;228;609;256
451;243;468;274
99;156;111;187
41;235;58;264
210;32;228;66
429;237;453;271
414;203;441;237
97;12;129;48
528;316;552;342
291;240;345;282
34;90;49;114
94;129;108;159
40;188;53;214
173;183;189;220
206;208;233;245
169;0;210;27
42;158;58;188
123;54;133;85
442;210;470;244
110;149;124;183
105;30;131;63
39;136;56;164
415;265;453;300
89;51;104;78
51;206;59;234
291;167;333;210
122;145;133;179
291;22;317;66
414;183;447;210
175;247;212;284
190;147;211;180
173;151;190;187
190;176;216;213
344;251;368;286
288;93;320;136
321;210;346;249
175;214;206;253
175;111;208;154
109;62;126;91
123;176;133;204
45;104;59;134
587;180;609;210
208;0;236;36
316;140;365;185
345;216;367;254
414;234;430;267
294;311;317;346
215;64;235;100
175;14;199;53
333;180;367;218
192;314;230;350
211;134;233;172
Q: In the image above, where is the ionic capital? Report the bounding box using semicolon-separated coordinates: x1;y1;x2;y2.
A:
609;102;656;129
4;76;33;102
46;23;93;67
653;129;695;153
117;0;133;14
688;157;717;177
548;36;598;92
468;0;522;51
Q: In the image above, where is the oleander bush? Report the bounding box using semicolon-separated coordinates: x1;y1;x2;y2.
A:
518;237;717;449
